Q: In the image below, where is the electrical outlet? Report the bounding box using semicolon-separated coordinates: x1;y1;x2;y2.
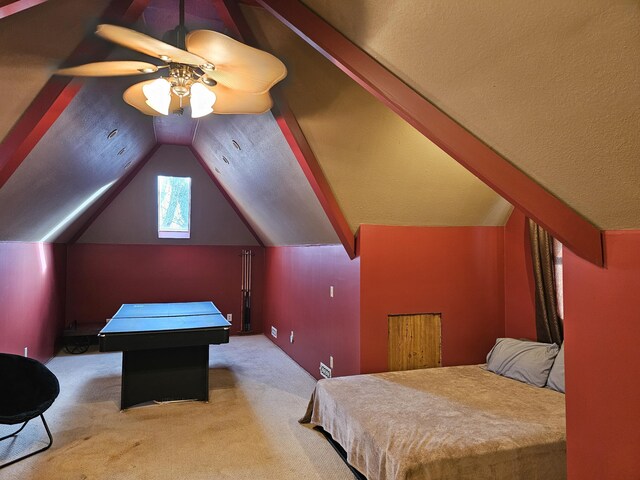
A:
330;356;334;369
24;347;28;357
226;314;232;323
271;326;278;338
330;285;334;298
290;331;294;343
320;362;332;379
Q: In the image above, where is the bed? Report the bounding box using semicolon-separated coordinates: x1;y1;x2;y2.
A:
301;365;566;480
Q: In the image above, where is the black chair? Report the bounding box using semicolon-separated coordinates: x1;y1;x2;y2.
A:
0;353;60;469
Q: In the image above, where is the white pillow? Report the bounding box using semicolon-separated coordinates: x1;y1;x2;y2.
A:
486;338;560;387
546;342;565;393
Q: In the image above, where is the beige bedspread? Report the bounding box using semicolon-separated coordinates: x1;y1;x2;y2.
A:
301;365;566;480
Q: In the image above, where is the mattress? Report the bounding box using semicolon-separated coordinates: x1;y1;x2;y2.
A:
301;365;566;480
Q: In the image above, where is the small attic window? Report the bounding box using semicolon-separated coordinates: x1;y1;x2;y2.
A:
157;175;191;239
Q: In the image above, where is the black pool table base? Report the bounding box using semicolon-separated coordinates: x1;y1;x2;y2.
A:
121;345;209;410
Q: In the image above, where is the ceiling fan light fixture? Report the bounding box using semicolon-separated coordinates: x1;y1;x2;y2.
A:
56;8;287;117
190;82;216;118
143;78;171;115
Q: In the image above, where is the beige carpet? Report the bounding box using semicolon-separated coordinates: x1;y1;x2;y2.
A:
0;336;354;480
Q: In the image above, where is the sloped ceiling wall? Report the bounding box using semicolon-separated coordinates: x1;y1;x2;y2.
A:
3;0;636;248
296;0;640;229
192;112;339;246
79;145;259;245
0;0;111;143
242;5;513;230
0;0;343;247
0;76;155;242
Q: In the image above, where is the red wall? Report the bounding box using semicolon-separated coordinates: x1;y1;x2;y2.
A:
0;242;67;362
564;231;640;480
503;209;537;339
359;225;505;373
263;245;360;379
66;244;264;334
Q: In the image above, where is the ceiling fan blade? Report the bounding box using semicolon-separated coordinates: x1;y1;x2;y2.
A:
56;61;159;77
123;80;187;116
96;24;209;66
209;83;273;114
186;30;287;94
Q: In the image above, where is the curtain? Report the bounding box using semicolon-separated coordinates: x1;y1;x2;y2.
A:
528;219;563;345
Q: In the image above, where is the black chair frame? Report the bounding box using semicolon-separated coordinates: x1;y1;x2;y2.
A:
0;414;53;469
0;353;59;470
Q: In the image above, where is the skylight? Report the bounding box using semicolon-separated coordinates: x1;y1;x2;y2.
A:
157;175;191;239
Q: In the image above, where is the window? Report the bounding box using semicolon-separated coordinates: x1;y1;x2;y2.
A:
157;175;191;239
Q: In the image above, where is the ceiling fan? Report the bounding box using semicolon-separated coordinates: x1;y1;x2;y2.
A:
56;2;286;118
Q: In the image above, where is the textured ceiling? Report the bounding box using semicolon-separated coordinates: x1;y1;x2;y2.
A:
242;5;512;229
2;0;636;249
298;0;640;229
79;145;259;245
0;76;155;241
0;0;111;143
0;0;342;246
141;0;226;38
192;112;339;246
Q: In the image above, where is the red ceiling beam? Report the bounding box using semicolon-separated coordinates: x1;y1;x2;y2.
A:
271;97;356;258
69;144;160;244
212;0;243;39
215;0;356;258
254;0;604;267
0;79;80;188
0;0;48;19
189;146;265;247
0;0;150;190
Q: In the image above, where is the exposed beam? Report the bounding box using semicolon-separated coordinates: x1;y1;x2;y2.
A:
254;0;604;267
212;0;243;39
216;0;356;258
271;96;356;258
189;146;266;247
0;0;48;19
0;80;80;188
0;0;150;190
69;144;160;244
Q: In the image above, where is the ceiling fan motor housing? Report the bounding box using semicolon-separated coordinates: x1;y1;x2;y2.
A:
162;25;188;51
169;64;195;97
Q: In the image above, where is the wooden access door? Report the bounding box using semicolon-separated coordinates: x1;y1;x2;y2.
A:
388;313;442;371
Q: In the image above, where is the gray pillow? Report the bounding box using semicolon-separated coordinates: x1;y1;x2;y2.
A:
486;338;560;387
546;342;565;393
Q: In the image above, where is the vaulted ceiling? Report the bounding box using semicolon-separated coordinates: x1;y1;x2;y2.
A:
0;0;638;265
